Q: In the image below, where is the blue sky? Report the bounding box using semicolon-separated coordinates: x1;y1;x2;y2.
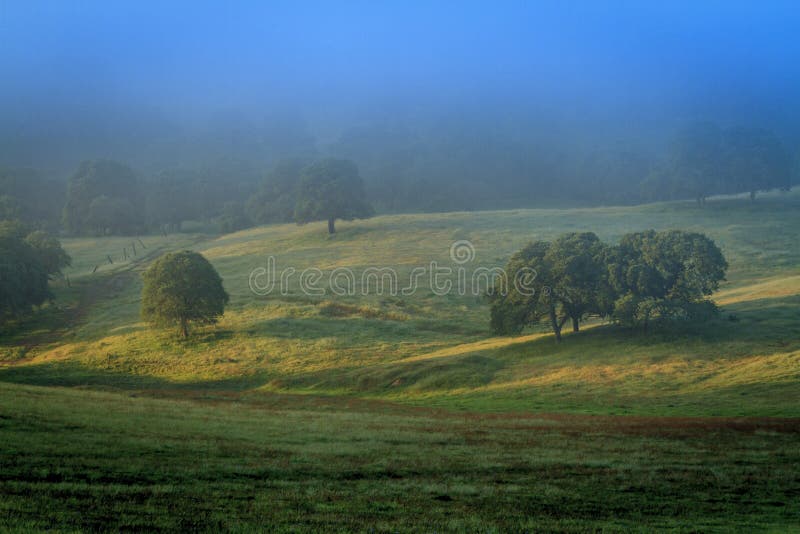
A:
1;0;798;165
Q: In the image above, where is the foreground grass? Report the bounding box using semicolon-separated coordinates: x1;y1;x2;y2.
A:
1;382;799;531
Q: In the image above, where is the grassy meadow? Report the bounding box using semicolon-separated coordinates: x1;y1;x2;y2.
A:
2;382;799;531
2;193;800;530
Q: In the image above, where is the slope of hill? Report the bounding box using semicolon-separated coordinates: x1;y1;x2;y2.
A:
2;193;799;416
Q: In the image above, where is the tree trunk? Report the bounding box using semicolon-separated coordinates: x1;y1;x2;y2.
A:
327;217;336;234
572;316;580;332
549;305;562;342
180;318;189;339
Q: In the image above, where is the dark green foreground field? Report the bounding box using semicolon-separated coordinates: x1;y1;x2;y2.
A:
2;194;800;530
2;384;799;531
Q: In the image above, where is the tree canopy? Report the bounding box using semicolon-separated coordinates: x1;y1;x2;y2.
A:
145;168;202;232
0;168;65;230
607;230;727;331
141;251;229;338
216;201;251;234
63;160;144;235
489;232;611;341
294;159;373;234
491;230;727;340
645;123;795;205
246;159;307;225
0;221;71;325
722;127;793;200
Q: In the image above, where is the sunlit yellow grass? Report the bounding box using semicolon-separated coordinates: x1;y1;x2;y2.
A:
716;274;800;305
4;193;799;415
400;332;554;363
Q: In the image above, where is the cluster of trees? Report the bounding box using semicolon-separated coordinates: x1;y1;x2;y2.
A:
245;159;306;226
0;221;71;325
138;228;726;341
59;159;261;236
642;124;794;205
489;230;727;341
63;160;145;235
1;169;71;328
1;155;371;328
329;119;796;211
55;157;372;237
0;168;65;230
224;157;374;234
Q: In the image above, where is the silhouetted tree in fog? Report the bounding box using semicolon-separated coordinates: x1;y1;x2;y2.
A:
63;160;144;235
146;168;202;232
670;123;725;206
294;159;373;234
722;127;793;201
216;201;251;233
0;168;65;230
246;159;307;225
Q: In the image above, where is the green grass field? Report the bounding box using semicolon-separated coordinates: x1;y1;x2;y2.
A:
2;193;800;530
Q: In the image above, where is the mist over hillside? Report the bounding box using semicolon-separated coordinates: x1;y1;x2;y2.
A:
2;1;799;212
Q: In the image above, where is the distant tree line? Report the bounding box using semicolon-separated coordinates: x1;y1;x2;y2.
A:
55;157;372;237
0;155;373;327
330;120;797;211
641;123;794;205
0;168;65;231
489;230;727;340
1;121;796;239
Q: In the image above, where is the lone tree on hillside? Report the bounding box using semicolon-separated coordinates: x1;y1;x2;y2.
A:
294;158;373;234
141;251;229;338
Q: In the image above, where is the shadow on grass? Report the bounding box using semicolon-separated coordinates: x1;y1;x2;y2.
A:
491;292;800;363
316;291;800;396
2;288;797;400
0;359;268;392
271;353;505;393
247;315;424;342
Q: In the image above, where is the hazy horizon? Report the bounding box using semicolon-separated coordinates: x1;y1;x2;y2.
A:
2;1;799;179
